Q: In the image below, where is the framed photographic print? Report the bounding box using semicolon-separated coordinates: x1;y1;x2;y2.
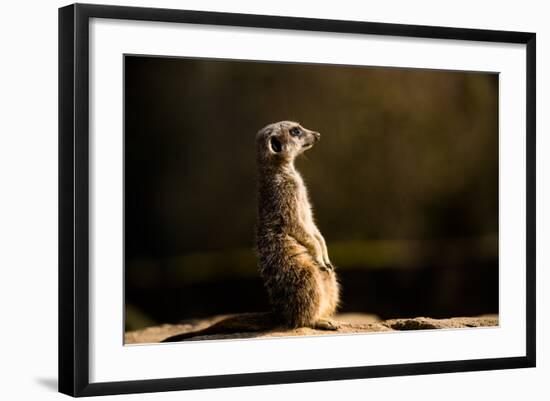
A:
58;3;536;397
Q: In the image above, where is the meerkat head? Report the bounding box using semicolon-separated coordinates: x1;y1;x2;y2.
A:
256;121;321;164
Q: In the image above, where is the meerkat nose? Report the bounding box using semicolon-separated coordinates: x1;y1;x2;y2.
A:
313;131;321;141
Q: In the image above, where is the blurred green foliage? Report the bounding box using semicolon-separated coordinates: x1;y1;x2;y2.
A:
127;236;497;287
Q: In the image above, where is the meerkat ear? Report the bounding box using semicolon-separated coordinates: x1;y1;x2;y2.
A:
269;136;283;153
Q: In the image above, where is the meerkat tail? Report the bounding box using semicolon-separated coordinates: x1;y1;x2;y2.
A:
161;312;276;342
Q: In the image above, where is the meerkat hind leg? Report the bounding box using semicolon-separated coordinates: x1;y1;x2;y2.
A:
313;318;339;331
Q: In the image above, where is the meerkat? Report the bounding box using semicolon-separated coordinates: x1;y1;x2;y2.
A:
255;121;340;330
162;121;339;342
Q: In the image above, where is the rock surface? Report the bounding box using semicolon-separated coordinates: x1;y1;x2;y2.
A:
125;313;498;344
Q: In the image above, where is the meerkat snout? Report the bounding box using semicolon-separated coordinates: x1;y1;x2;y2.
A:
302;130;320;149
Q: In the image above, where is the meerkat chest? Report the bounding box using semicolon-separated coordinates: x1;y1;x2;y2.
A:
292;173;314;224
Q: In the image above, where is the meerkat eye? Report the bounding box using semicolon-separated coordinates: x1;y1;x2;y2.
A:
290;127;302;137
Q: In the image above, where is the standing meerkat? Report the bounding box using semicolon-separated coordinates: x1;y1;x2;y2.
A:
256;121;340;330
162;121;339;342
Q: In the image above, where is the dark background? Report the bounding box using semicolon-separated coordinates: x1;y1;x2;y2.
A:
124;55;499;331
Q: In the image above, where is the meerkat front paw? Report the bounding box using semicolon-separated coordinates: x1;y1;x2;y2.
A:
317;262;333;272
314;258;326;269
314;319;340;331
318;262;335;272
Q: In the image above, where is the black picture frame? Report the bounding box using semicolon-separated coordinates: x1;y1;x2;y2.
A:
59;3;536;397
